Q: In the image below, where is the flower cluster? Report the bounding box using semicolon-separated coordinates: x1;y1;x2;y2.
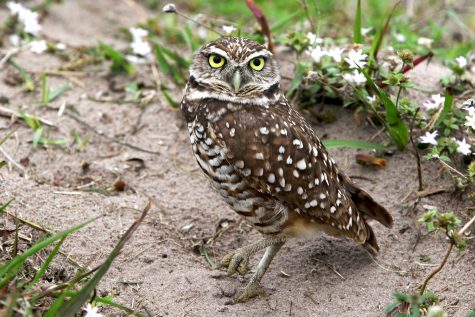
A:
129;27;152;57
423;94;445;111
463;100;475;130
418;99;475;157
306;33;368;87
84;304;103;317
7;1;42;36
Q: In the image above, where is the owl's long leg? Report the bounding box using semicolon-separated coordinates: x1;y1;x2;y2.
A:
220;236;286;303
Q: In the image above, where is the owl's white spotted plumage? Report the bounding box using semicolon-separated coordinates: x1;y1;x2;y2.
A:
180;37;393;303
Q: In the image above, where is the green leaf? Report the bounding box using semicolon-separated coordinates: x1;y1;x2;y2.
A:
99;43;135;74
393;291;412;303
161;86;177;108
353;0;362;44
322;139;387;150
56;203;150;316
0;217;96;287
433;89;453;129
285;63;304;99
154;44;184;84
358;67;409;150
159;45;190;68
384;302;401;314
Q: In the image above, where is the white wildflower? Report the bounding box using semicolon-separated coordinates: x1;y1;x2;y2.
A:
130;39;151;57
343;69;367;86
465;112;475;130
162;3;177;13
6;1;23;15
395;33;406;42
327;47;344;63
423;94;445;111
456;138;471;156
306;32;323;46
344;49;368;69
7;2;41;36
29;40;47;54
129;27;148;40
23;15;42;36
84;304;103;317
222;25;236;35
417;37;433;48
455;56;467;68
55;42;66;50
367;95;376;104
9;34;20;46
308;45;327;63
126;55;147;64
419;131;438;145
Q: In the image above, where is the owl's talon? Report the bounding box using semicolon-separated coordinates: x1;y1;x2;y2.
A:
234;284;267;303
220;249;250;276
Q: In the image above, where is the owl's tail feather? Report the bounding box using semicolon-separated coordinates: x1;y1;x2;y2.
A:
339;174;393;255
362;224;379;255
340;174;393;228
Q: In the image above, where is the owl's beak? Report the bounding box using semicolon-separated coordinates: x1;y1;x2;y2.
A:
232;70;241;93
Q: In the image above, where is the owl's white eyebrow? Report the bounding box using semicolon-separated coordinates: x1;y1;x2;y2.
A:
244;51;272;63
205;48;230;60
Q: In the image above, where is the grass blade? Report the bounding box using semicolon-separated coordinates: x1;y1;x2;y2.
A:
0;217;97;286
0;130;15;146
41;73;48;105
9;59;35;91
358;67;409;150
154;44;184;84
353;0;362;44
433;89;453;129
323;139;387;150
369;1;401;62
48;84;70;103
159;45;190;68
161;86;178;108
0;198;14;213
25;237;66;291
94;296;145;317
56;202;151;316
99;43;134;74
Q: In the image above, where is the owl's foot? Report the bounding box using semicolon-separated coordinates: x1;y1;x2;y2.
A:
223;237;286;304
233;283;267;303
221;248;251;276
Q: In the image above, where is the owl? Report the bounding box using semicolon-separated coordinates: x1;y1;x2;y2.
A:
180;37;393;303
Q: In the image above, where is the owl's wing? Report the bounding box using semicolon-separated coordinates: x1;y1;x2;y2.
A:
212;99;391;247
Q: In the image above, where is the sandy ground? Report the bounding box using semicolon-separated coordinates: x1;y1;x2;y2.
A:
0;1;474;316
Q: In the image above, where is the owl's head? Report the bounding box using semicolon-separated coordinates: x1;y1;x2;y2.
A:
187;37;281;105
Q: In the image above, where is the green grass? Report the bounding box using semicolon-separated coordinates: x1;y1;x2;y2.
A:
0;200;150;316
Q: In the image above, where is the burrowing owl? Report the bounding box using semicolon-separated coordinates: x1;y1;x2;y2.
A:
180;38;393;303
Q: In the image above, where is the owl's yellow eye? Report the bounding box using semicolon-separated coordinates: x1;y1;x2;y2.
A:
249;57;265;71
208;54;225;68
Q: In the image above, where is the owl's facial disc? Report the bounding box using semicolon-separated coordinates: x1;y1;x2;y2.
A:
187;38;281;104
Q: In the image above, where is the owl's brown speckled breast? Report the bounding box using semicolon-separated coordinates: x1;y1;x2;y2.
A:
185;101;288;235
